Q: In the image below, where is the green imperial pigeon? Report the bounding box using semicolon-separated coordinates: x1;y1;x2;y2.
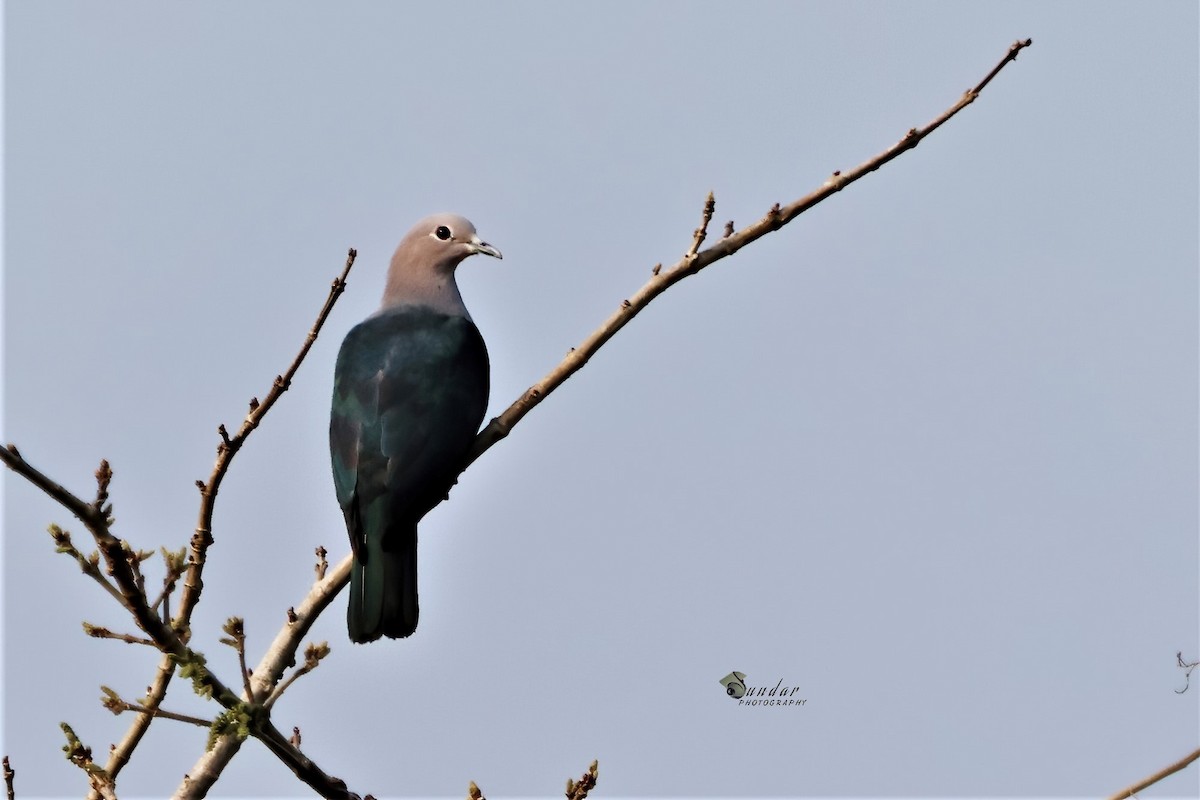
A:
330;213;500;643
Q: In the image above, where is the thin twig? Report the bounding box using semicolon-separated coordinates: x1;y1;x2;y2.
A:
100;687;210;727
116;702;210;728
266;641;330;710
3;755;15;800
1107;746;1200;800
46;524;125;605
149;547;187;615
137;704;210;726
92;460;112;519
127;545;154;607
221;617;256;702
83;623;156;647
1176;651;1198;694
685;191;716;258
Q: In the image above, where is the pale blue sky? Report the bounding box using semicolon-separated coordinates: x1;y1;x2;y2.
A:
3;2;1198;798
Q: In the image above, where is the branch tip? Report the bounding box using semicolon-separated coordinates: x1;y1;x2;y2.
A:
565;758;599;800
314;546;329;581
686;191;717;257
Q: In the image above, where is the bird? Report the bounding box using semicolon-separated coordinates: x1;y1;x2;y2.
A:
330;213;500;643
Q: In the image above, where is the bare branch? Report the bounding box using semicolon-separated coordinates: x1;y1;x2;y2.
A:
3;755;15;800
465;39;1033;467
179;557;354;798
1107;746;1200;800
178;247;356;625
100;249;358;785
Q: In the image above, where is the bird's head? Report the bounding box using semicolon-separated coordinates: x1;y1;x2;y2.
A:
381;213;502;315
399;213;502;274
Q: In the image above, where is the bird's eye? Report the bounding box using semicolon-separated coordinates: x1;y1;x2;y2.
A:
434;225;452;241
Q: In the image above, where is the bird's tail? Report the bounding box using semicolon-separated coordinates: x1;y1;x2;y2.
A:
348;522;418;643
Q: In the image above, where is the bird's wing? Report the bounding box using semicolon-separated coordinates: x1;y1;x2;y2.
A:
331;307;489;551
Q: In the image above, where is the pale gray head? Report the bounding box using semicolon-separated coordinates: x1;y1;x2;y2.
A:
380;213;502;317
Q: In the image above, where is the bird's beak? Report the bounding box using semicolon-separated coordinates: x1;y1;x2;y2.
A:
466;235;503;260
